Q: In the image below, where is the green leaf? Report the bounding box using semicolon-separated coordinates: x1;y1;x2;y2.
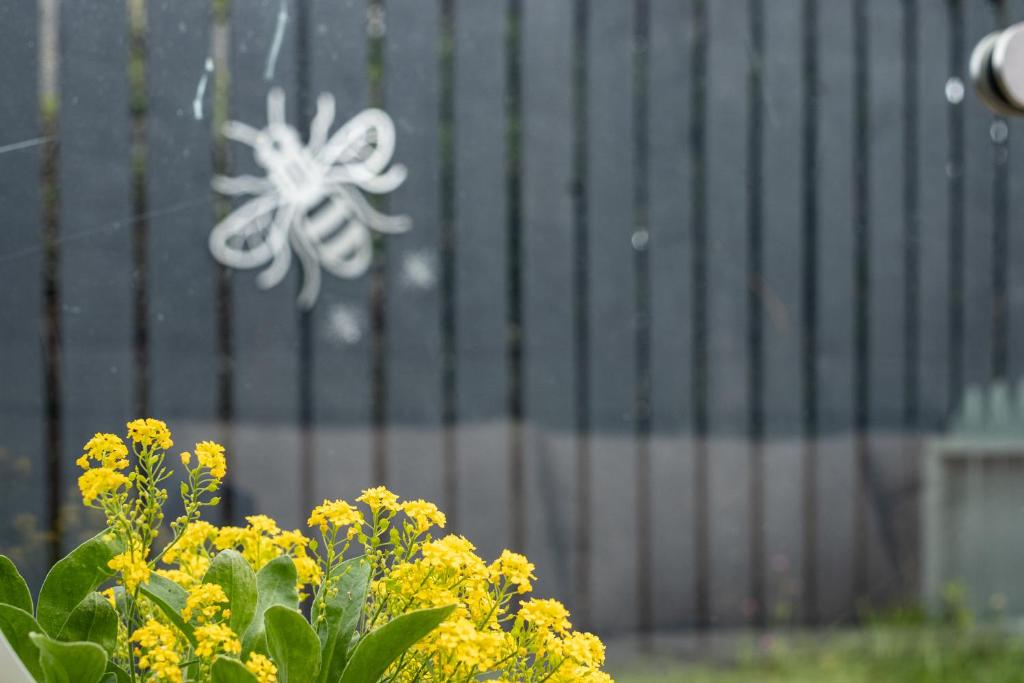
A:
312;558;369;683
56;594;117;656
0;603;44;681
29;632;107;683
36;533;123;637
138;574;196;647
338;605;455;683
242;556;299;656
204;550;258;637
0;555;33;614
103;662;129;683
264;606;321;683
211;656;258;683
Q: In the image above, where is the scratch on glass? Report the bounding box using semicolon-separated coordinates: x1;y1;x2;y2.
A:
193;57;214;121
0;137;51;156
264;0;289;81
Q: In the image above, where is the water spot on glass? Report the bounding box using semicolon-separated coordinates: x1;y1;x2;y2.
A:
367;5;386;38
945;76;965;104
631;228;649;251
401;250;437;290
325;304;363;345
110;366;119;375
945;161;961;178
991;119;1009;144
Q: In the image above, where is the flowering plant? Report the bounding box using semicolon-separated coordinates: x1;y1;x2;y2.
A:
0;419;612;683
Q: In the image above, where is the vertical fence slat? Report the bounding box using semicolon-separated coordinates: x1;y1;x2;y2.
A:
648;0;695;630
586;0;636;634
1011;0;1024;383
58;0;135;547
706;0;752;626
521;0;577;611
146;0;217;462
962;3;996;390
384;1;444;504
761;0;805;625
309;0;373;505
916;2;951;431
0;0;46;585
228;0;302;527
815;0;856;621
866;0;908;603
452;0;509;560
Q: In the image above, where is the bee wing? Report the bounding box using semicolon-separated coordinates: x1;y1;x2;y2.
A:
209;194;289;269
316;108;398;173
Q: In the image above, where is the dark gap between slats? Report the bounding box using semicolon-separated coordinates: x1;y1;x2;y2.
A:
992;2;1010;379
633;0;653;638
948;0;965;416
212;0;236;524
506;0;525;553
853;0;870;608
129;0;150;419
41;3;62;565
572;0;592;628
297;0;315;523
691;0;710;631
747;0;766;630
801;0;820;626
369;0;389;487
440;0;457;527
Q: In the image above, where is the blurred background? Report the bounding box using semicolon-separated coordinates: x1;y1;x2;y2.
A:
4;0;1024;680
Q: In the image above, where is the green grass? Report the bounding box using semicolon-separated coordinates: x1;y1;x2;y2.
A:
614;627;1024;683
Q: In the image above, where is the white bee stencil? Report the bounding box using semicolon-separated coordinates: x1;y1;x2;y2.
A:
211;88;411;309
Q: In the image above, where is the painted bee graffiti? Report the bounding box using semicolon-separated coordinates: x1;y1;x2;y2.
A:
210;88;411;309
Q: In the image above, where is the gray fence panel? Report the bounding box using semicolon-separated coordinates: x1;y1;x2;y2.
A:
1012;1;1024;383
521;0;577;614
146;0;218;466
586;0;638;634
815;0;856;622
707;0;753;626
385;0;444;504
866;0;909;604
0;0;46;587
962;2;996;389
917;2;951;431
761;0;806;626
452;0;509;560
227;0;302;528
58;0;135;549
309;0;374;506
648;0;697;630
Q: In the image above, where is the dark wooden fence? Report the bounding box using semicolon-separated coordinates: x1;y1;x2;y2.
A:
2;0;1024;635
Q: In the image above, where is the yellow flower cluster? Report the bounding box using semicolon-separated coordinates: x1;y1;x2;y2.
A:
126;418;174;450
182;582;230;624
131;620;181;683
488;549;536;594
78;467;131;505
214;516;321;590
194;440;227;480
108;548;151;593
194;622;241;659
77;432;130;470
401;499;447;534
307;498;363;532
245;653;278;683
357;486;401;513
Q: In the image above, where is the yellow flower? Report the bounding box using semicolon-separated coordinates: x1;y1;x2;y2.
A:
292;555;323;588
182;583;230;624
78;467;130;505
131;619;181;682
561;631;606;669
357;486;400;513
194;441;227;479
518;598;572;635
246;514;280;536
126;418;174;450
109;548;151;592
79;433;130;470
307;499;363;532
180;451;191;466
245;652;278;683
488;549;536;594
401;499;446;534
194;622;241;659
101;588;117;609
